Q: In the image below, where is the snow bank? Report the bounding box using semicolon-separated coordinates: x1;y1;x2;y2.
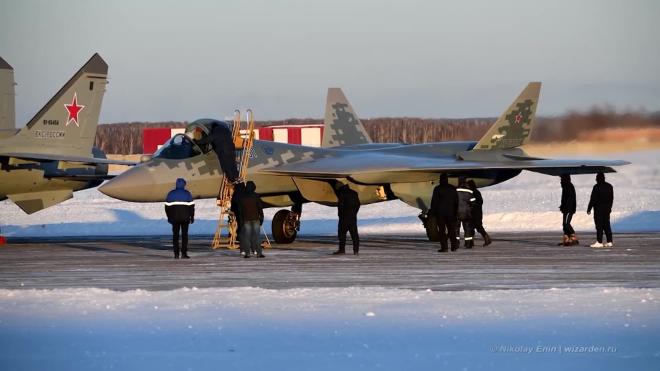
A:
2;150;659;237
1;287;658;371
1;286;658;326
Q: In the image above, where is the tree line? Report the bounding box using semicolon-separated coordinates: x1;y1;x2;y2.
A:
94;108;660;154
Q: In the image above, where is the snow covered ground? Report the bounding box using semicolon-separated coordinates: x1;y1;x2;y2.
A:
2;150;659;237
1;286;659;370
1;150;659;370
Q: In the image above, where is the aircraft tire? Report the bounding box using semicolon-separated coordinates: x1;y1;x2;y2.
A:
424;215;441;242
272;209;298;244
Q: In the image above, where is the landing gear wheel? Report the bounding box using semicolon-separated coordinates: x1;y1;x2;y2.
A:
423;215;441;242
272;209;298;244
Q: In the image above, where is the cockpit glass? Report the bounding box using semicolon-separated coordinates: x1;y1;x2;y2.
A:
153;134;202;159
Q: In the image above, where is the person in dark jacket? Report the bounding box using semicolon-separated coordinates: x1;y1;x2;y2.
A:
333;184;361;255
455;176;476;249
587;172;614;248
429;173;459;252
196;121;240;183
467;179;491;246
230;182;246;243
165;178;195;259
559;174;578;246
237;181;264;258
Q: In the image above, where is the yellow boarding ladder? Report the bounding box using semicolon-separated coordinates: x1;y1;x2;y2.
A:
211;110;270;250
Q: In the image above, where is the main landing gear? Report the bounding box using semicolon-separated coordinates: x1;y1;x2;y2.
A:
272;204;302;244
419;213;441;242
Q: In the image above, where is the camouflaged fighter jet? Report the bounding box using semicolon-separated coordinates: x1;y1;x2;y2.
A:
0;54;134;214
99;83;629;243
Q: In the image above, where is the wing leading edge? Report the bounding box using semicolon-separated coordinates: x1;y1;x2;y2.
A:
259;155;630;184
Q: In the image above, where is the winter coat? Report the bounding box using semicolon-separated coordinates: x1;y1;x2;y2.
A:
238;183;264;225
430;183;458;218
337;186;360;223
587;180;614;214
196;122;235;156
456;187;475;220
471;188;484;222
165;178;195;224
560;181;577;214
196;122;239;181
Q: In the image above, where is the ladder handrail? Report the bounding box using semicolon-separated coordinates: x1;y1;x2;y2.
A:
211;109;268;250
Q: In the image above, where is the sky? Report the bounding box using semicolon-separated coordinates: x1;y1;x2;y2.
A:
1;0;659;125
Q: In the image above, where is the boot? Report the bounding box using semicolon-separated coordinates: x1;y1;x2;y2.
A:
558;235;569;246
483;233;492;247
332;249;345;255
570;234;579;246
465;240;473;249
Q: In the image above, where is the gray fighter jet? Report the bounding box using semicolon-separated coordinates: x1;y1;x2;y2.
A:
99;83;628;242
0;54;133;214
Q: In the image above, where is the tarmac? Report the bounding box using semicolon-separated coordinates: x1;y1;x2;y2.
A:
1;232;659;291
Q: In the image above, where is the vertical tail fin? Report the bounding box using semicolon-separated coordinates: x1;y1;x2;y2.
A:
322;88;372;148
474;82;541;150
14;53;108;157
0;56;15;130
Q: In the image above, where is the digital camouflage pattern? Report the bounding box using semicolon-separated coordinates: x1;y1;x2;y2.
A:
322;88;372;147
475;82;540;150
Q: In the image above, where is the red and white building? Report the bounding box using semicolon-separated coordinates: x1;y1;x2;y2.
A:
142;124;324;154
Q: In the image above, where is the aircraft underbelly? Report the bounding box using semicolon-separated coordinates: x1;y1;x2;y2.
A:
390;170;521;212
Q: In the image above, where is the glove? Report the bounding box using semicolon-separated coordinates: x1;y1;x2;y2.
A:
190;217;195;224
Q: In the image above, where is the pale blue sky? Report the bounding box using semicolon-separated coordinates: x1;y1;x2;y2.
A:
1;0;659;124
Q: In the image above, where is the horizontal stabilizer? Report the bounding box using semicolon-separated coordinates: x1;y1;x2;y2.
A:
0;152;136;166
8;189;73;214
46;174;115;181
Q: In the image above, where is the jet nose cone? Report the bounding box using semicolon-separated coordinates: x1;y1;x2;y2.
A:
99;165;159;201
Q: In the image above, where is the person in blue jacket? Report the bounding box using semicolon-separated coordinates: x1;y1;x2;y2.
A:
165;178;195;259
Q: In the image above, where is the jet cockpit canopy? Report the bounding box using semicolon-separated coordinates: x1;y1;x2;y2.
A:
185;119;232;153
153;133;203;160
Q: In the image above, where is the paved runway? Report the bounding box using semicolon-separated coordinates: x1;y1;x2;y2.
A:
1;233;659;291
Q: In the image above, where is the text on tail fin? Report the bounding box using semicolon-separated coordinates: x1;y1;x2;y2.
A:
13;54;108;157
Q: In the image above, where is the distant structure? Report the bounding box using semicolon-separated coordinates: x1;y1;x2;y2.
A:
142;124;324;154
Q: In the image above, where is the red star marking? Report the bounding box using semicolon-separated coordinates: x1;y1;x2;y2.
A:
514;113;523;124
64;93;85;127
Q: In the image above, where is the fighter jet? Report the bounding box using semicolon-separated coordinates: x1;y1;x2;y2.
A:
0;54;134;214
99;83;628;243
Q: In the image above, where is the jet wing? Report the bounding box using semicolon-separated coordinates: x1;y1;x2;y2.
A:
0;152;137;166
259;155;630;184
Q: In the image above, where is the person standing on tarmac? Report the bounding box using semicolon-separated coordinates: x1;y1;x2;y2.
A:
165;178;195;259
559;174;578;246
230;182;246;247
238;181;265;258
467;179;491;246
456;176;476;249
196;122;240;184
333;184;361;255
430;173;459;252
587;172;614;248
